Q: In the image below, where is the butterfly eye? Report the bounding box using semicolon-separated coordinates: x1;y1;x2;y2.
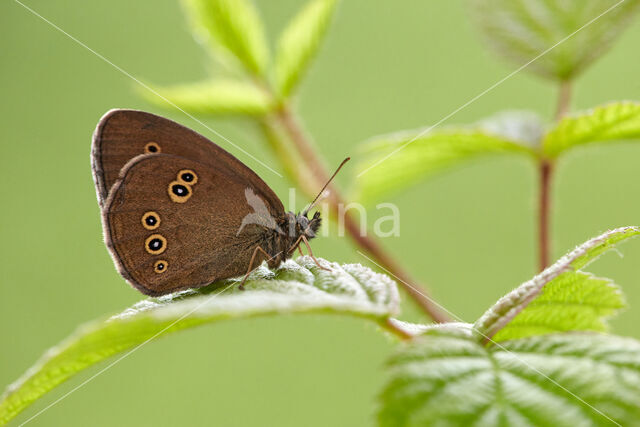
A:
177;169;198;185
141;211;161;230
168;181;192;203
145;234;167;255
144;142;161;154
153;260;168;274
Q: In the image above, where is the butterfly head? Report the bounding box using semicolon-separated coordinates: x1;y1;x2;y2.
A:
283;211;321;240
297;211;321;238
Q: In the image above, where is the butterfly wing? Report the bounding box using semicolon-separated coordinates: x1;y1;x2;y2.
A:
91;109;284;215
103;153;278;296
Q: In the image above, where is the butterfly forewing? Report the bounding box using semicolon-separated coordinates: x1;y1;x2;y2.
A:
104;154;272;296
92;109;284;216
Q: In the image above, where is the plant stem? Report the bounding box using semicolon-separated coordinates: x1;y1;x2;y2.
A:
381;318;413;340
538;160;552;272
537;80;571;271
275;105;451;323
555;80;572;121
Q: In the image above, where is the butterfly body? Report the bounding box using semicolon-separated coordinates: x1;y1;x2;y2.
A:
92;109;321;296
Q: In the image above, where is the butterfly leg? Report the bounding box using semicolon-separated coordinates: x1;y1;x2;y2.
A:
287;236;306;257
301;235;331;271
287;236;303;256
239;245;271;290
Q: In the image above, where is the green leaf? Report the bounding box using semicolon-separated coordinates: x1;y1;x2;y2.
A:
182;0;269;76
470;0;640;80
543;102;640;158
478;110;546;148
0;257;398;425
275;0;338;97
379;327;640;427
491;272;625;343
140;79;274;115
355;126;535;204
475;226;639;344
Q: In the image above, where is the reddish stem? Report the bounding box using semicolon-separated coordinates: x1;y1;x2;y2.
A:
381;318;413;340
538;160;553;272
276;105;451;323
537;80;571;271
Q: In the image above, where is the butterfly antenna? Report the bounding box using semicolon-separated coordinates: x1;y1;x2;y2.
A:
302;157;350;216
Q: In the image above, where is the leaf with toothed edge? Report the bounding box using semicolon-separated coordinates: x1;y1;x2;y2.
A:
0;257;399;426
543;102;640;158
379;325;640;427
379;228;640;426
470;0;640;81
475;226;640;344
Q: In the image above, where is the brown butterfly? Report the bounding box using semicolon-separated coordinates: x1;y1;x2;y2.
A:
92;109;348;296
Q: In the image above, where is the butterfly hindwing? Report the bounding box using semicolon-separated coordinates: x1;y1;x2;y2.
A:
103;153;273;296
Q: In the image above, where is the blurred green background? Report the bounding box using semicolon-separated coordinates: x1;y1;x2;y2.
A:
1;1;640;425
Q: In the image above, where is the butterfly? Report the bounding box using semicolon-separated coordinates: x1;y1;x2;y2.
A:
92;109;348;296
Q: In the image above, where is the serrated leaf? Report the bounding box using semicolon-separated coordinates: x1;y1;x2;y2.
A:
543;102;640;158
141;79;273;115
470;0;640;80
182;0;269;76
475;227;639;344
275;0;338;97
0;257;398;425
355;127;535;203
491;272;625;343
379;327;640;427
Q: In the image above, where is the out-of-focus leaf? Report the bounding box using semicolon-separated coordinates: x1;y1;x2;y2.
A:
478;110;546;149
470;0;640;80
141;79;273;115
379;326;640;427
543;102;640;158
182;0;269;76
275;0;338;97
355;127;535;203
0;257;399;425
475;227;639;343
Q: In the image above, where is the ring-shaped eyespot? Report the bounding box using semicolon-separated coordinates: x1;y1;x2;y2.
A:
145;234;167;255
144;141;161;154
177;169;198;185
153;260;168;274
168;180;192;203
141;211;161;230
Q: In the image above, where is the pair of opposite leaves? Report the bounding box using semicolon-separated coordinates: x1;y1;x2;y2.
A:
92;110;326;296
